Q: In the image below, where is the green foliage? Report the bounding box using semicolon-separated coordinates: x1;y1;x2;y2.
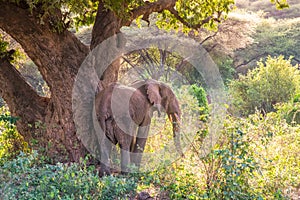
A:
216;57;236;85
156;0;235;33
229;56;300;115
8;0;99;32
160;165;203;199
0;33;9;54
0;33;16;61
102;0;144;19
189;85;208;108
0;152;139;200
196;111;299;199
0;110;29;165
270;0;289;9
200;124;262;199
99;175;137;199
247;112;300;199
275;100;300;125
139;110;300;199
1;109;299;199
1;152;99;200
7;0;236;33
189;84;209;121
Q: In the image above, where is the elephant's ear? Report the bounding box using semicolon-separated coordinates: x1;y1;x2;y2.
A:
145;81;161;105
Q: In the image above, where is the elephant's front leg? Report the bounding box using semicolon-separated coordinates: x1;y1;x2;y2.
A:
131;125;150;168
120;148;131;174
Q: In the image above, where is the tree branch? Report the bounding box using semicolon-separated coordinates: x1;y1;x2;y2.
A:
123;0;223;30
0;56;49;141
235;53;268;70
123;0;176;26
168;7;222;29
0;2;89;89
200;30;219;45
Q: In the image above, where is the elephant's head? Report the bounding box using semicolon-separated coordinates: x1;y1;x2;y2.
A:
132;79;183;156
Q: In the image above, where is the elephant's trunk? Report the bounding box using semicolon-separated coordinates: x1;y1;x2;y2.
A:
169;113;184;157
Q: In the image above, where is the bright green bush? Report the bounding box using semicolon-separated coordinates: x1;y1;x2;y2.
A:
229;56;300;115
276;102;300;125
246;112;300;199
0;152;139;200
173;111;298;199
99;175;137;199
275;94;300;125
0;110;29;165
199;121;263;199
189;84;209;121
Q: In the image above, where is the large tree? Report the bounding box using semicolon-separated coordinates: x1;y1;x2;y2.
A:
0;0;285;162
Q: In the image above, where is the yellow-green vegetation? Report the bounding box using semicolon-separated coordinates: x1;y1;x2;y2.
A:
0;108;29;165
1;109;299;199
229;56;300;115
1;73;299;199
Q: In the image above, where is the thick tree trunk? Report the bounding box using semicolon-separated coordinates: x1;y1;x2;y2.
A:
0;3;89;162
91;2;122;86
0;2;124;162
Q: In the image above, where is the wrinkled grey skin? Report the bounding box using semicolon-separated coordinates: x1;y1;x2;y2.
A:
95;79;182;176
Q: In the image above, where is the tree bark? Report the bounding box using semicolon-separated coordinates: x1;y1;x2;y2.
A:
91;2;123;86
0;57;48;143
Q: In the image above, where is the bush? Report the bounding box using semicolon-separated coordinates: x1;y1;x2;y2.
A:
229;56;300;115
275;94;300;125
0;152;139;200
0;110;29;165
1;111;298;199
247;112;300;199
189;84;209;121
99;175;137;199
198;119;263;199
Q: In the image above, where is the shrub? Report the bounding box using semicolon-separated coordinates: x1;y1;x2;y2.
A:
189;84;209;121
247;112;300;199
0;152;139;200
0;152;100;200
229;56;300;115
185;111;297;199
99;175;137;199
276;102;300;125
0;110;29;165
199;122;263;199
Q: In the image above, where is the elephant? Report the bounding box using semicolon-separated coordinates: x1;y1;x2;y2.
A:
94;79;182;176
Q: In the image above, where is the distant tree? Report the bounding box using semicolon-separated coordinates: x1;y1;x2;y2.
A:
192;11;259;83
236;0;299;19
234;17;300;73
